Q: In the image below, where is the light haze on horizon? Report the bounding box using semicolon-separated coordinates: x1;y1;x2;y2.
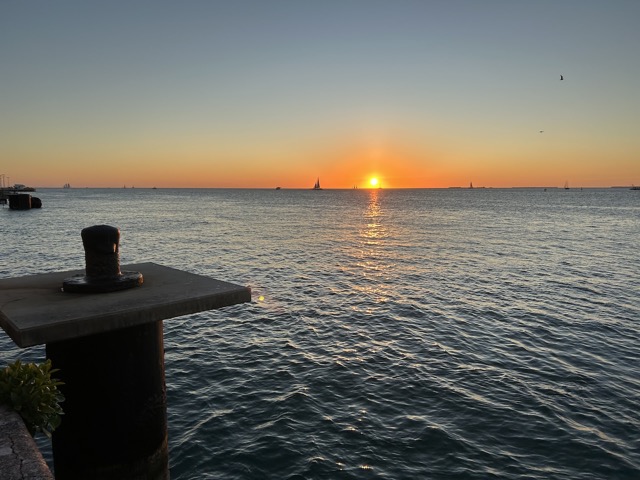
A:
2;1;639;189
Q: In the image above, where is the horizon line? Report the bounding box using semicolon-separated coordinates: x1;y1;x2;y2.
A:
28;185;636;190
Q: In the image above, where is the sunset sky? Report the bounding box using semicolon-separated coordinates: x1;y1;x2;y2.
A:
2;1;639;189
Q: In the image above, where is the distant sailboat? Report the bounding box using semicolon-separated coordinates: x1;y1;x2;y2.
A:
564;180;570;190
469;181;474;189
312;178;322;190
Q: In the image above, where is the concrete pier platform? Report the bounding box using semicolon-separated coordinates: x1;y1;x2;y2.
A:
0;261;251;479
0;262;250;347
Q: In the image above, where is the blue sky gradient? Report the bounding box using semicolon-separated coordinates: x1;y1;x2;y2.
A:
2;1;639;188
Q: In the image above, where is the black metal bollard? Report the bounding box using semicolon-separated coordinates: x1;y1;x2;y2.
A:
82;224;121;277
63;225;143;293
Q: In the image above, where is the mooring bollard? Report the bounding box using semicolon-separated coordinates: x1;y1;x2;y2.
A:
0;225;251;480
62;225;143;293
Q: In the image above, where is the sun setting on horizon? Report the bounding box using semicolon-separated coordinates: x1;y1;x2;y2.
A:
369;177;379;188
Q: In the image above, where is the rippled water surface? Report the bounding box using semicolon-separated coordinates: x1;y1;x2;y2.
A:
1;188;639;479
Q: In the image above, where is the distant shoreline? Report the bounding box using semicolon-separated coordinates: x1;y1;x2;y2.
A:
29;186;636;190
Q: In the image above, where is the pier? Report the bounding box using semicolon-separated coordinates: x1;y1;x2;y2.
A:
0;226;251;479
0;174;40;209
0;189;41;210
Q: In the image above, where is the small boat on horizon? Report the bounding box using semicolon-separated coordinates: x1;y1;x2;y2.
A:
312;178;322;190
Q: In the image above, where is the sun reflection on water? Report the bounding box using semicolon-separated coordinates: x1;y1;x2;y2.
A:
345;189;397;307
362;189;386;245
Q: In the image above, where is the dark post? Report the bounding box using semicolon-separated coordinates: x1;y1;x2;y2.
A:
82;224;121;277
8;193;31;210
63;225;143;293
46;322;167;479
49;226;167;480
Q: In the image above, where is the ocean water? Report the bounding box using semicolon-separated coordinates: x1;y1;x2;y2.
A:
1;187;638;479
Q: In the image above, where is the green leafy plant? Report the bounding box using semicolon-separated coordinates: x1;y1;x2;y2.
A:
0;359;64;437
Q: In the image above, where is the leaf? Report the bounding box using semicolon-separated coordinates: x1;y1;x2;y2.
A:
0;359;64;436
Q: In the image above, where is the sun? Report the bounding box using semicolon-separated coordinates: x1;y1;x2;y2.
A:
369;177;379;187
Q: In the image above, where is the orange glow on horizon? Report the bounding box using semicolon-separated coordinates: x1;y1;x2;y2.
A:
5;131;639;189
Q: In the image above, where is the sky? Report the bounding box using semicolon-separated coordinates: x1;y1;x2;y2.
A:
1;1;639;189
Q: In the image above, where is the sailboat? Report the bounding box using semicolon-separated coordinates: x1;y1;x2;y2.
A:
312;178;322;190
564;180;570;190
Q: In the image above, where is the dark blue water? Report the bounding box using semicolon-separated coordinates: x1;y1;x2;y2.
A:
1;188;639;479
